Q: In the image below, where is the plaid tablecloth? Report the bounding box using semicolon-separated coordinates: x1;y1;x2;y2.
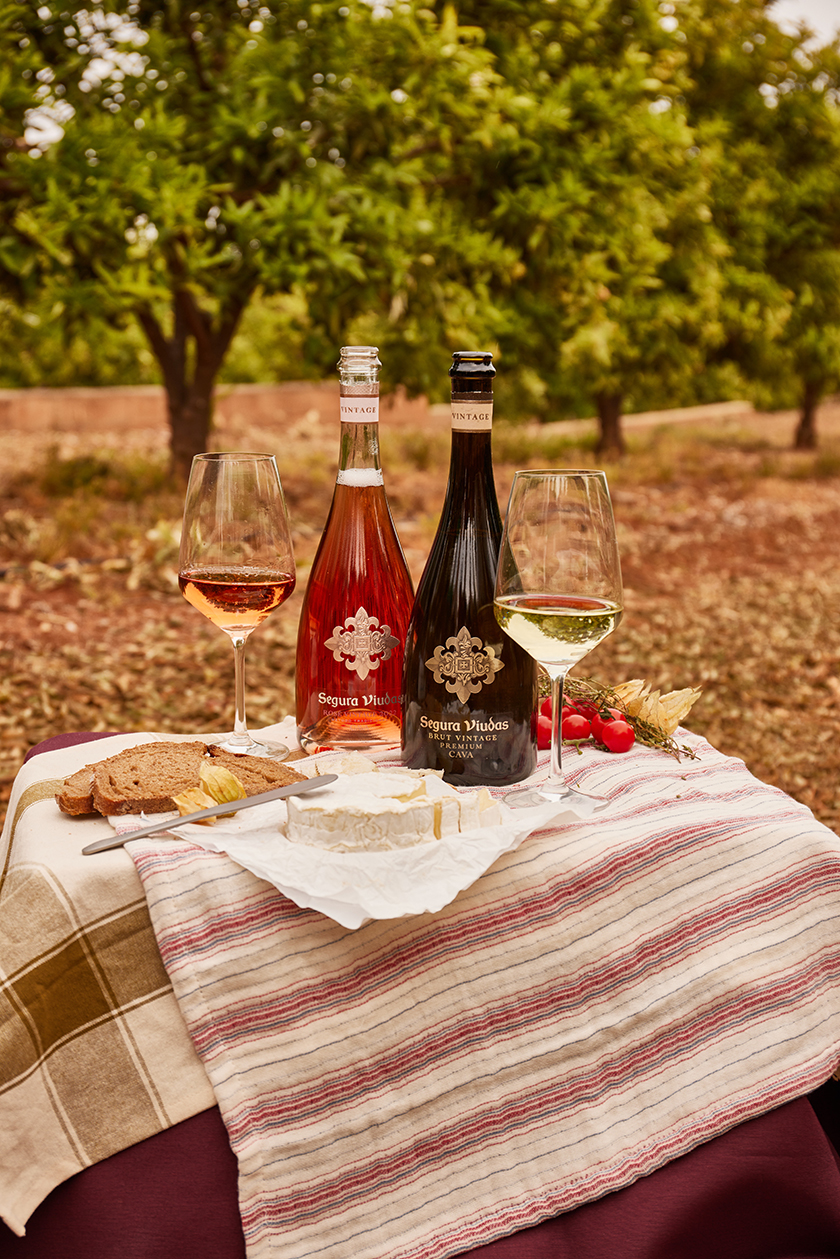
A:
0;733;217;1236
4;724;840;1257
128;730;840;1259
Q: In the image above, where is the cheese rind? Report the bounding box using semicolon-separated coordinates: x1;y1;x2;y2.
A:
287;795;436;852
285;770;499;852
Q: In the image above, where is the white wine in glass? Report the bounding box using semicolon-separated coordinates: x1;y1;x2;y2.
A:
494;469;623;812
179;452;296;760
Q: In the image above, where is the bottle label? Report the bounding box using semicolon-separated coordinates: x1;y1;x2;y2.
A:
324;606;400;680
340;397;380;423
317;690;404;709
424;626;505;703
451;401;493;432
336;469;384;486
418;712;514;762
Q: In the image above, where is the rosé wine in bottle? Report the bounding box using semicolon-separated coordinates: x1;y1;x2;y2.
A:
295;346;414;752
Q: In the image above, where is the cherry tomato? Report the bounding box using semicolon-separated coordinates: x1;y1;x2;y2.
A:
600;719;635;753
591;707;623;742
540;695;553;719
561;713;591;742
537;712;553;749
572;700;599;723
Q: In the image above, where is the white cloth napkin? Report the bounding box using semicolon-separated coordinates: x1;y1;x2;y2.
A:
110;720;575;928
173;786;572;929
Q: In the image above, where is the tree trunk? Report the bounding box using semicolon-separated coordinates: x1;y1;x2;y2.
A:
594;391;626;458
793;379;822;451
137;286;246;484
168;390;214;483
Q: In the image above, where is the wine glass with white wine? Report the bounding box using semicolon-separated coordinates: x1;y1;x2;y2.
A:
179;452;296;759
494;469;623;812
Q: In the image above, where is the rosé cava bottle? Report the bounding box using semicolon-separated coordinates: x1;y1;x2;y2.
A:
295;346;414;752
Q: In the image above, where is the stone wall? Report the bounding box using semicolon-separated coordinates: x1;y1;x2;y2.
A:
0;381;435;436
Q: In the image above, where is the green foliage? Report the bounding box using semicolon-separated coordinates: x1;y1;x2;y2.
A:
35;451;166;501
417;0;728;441
1;0;839;449
0;295;160;386
0;1;509;470
682;0;840;423
219;290;317;384
26;445;172;501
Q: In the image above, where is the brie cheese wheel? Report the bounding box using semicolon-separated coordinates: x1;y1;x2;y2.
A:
285;770;502;852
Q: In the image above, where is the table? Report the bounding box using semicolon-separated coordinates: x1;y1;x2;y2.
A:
4;727;840;1259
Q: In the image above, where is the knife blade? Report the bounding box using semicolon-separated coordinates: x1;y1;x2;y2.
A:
81;774;338;855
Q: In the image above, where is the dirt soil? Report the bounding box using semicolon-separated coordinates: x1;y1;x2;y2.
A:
1;391;839;834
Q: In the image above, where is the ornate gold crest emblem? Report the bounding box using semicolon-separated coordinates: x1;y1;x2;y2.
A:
425;626;505;703
324;607;399;680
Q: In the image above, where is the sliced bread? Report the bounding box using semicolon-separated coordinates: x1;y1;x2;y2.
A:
57;741;306;817
207;746;306;796
56;765;97;816
93;741;211;816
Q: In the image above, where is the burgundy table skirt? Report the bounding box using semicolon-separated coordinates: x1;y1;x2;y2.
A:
5;732;840;1259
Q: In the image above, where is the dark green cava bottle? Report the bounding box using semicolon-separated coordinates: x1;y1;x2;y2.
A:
401;352;537;785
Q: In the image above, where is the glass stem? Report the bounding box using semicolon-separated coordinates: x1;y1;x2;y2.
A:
548;669;569;788
230;633;250;744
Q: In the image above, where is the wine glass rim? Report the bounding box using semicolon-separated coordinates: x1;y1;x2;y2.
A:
512;468;608;478
192;451;277;462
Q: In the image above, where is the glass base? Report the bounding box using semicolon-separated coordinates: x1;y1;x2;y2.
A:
209;733;290;761
503;782;609;816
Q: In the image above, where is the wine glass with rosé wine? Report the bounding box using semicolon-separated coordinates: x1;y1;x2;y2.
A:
493;469;623;813
179;452;296;760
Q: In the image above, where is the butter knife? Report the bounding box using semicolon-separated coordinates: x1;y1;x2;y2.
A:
81;774;338;855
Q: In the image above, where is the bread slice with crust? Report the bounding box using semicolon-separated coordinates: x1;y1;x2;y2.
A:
57;741;306;817
93;741;211;815
56;764;98;816
207;746;306;796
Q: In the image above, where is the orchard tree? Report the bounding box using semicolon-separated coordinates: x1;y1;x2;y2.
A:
682;0;840;448
762;40;840;449
0;0;505;479
421;0;725;455
0;0;729;461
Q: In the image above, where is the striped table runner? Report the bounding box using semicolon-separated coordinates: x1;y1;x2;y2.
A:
128;733;840;1259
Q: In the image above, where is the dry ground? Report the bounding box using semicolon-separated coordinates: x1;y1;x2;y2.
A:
1;393;839;833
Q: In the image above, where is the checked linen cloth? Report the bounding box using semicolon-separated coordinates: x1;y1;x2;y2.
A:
0;733;217;1236
124;731;840;1259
